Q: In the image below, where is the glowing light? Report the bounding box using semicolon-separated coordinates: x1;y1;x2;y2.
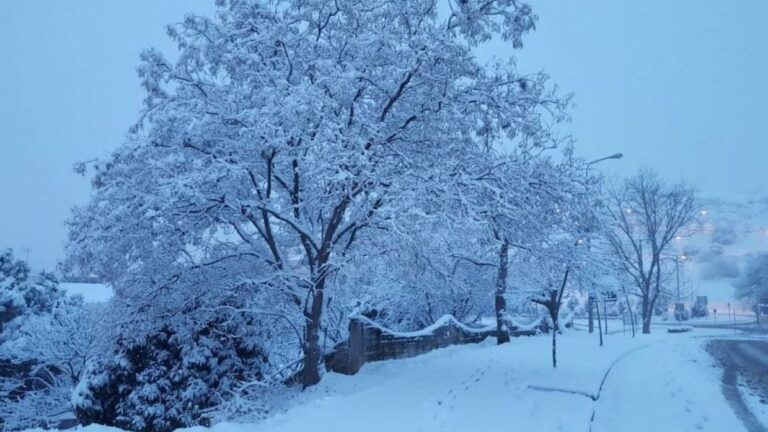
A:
625;208;633;214
679;255;688;261
700;209;708;216
675;236;683;241
576;238;585;245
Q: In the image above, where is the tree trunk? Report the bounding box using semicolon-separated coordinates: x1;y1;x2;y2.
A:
641;291;651;334
302;286;325;388
301;196;350;388
552;322;557;368
300;275;326;388
596;299;603;346
622;286;636;338
494;240;510;344
548;301;559;368
587;294;594;333
642;315;651;334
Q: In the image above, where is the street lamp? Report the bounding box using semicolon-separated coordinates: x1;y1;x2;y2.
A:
586;152;624;166
677;255;687;293
583;152;623;335
675;255;688;322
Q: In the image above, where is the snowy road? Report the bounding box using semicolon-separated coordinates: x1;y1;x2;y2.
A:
708;339;768;432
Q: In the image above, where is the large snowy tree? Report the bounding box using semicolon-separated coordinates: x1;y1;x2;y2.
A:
66;0;567;394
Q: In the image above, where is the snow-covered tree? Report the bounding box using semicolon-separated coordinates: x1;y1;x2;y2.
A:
65;0;566;397
0;249;69;342
484;154;582;344
504;155;603;366
734;252;768;310
0;249;95;430
603;170;697;334
0;300;102;430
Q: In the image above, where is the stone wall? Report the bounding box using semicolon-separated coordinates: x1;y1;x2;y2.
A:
325;315;538;375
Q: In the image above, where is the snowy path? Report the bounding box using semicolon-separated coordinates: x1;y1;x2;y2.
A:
591;335;747;431
180;329;742;432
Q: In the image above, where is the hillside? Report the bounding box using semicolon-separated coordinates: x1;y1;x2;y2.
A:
674;193;768;315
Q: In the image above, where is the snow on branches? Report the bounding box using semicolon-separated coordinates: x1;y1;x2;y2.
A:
66;0;566;390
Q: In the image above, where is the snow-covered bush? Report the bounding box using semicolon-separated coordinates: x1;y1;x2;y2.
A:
74;310;271;432
0;249;95;430
0;249;69;342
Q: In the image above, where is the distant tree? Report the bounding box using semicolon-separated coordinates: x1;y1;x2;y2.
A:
0;249;68;341
711;223;738;246
604;170;697;334
734;252;768;309
0;249;31;337
701;256;741;280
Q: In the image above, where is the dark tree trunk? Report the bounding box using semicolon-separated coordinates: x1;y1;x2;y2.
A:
587;294;594;334
547;298;559;368
622;287;636;338
552;321;557;368
596;299;604;347
642;316;651;334
534;267;570;368
641;292;651;334
495;240;510;344
301;196;351;388
302;284;325;388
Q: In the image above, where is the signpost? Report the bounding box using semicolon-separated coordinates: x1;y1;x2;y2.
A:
757;304;768;327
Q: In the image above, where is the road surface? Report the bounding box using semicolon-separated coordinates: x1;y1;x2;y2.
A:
707;338;768;432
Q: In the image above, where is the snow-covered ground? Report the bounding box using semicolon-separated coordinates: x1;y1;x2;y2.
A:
36;326;756;432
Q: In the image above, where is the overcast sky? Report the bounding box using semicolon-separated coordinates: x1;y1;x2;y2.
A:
1;1;767;270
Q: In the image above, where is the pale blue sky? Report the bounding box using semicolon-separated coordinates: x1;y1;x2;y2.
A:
1;1;766;270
